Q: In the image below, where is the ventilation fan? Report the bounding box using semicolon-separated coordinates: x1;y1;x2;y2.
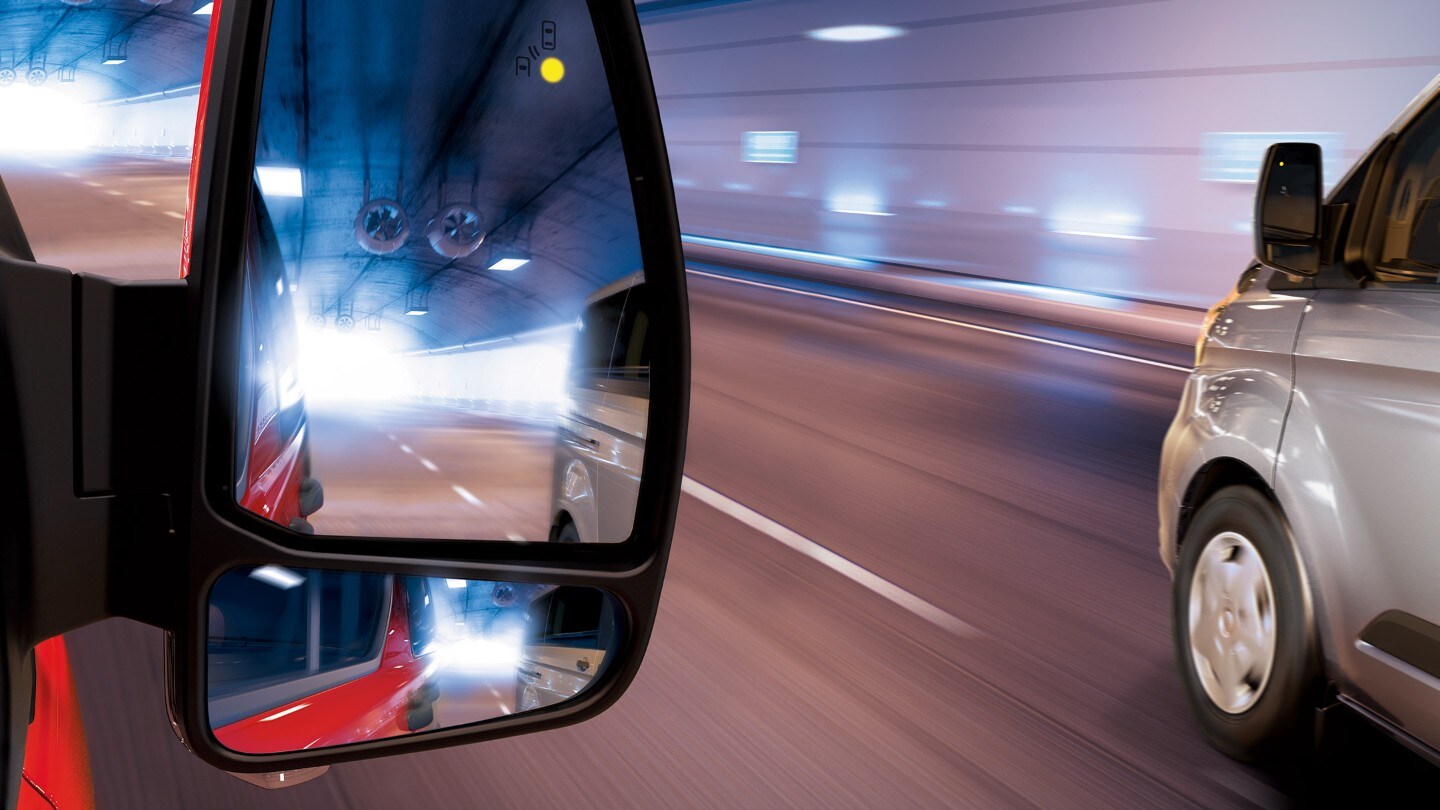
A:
426;203;485;259
353;198;410;255
306;313;326;331
25;67;45;86
335;313;356;333
0;69;15;87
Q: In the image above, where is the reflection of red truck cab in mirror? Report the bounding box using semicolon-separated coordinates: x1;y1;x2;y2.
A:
235;193;321;531
209;572;439;754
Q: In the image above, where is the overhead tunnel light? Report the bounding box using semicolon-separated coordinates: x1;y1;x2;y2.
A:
488;257;529;271
255;165;303;198
101;59;126;66
806;25;905;43
193;2;214;13
250;565;304;590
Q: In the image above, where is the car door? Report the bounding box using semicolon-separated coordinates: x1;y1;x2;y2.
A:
1283;94;1440;749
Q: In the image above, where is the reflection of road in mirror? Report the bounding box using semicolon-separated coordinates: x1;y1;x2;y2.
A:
304;401;553;542
208;568;617;755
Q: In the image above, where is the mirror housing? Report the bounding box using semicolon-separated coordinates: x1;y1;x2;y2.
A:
1254;142;1323;276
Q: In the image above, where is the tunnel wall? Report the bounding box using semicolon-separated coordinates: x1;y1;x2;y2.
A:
642;0;1440;307
91;94;200;157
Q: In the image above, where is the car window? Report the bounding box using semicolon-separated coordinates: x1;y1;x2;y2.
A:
614;284;650;381
574;290;627;375
208;568;388;697
1371;98;1440;283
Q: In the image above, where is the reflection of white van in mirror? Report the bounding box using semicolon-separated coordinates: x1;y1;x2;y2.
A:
550;272;649;543
516;587;616;712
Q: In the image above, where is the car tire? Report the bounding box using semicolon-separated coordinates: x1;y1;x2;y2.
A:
1172;485;1320;762
555;521;581;544
406;698;434;732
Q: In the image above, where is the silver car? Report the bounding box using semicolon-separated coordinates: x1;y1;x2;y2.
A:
1161;77;1440;764
550;272;649;544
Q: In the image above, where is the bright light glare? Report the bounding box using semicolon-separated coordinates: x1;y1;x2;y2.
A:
445;579;468;589
193;2;214;13
102;59;126;66
256;165;303;198
0;86;91;153
250;565;304;590
807;24;905;42
488;258;529;271
296;326;408;402
434;634;522;675
826;193;894;216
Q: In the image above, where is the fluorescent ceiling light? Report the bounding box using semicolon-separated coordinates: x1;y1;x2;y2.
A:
446;579;468;589
101;58;126;66
488;258;529;271
807;24;905;43
193;2;214;13
255;165;303;198
249;565;304;590
406;307;428;315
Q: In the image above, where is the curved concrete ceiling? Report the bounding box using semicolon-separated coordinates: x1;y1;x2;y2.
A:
0;0;210;102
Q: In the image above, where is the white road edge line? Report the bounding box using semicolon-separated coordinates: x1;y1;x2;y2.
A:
681;476;984;639
687;268;1193;373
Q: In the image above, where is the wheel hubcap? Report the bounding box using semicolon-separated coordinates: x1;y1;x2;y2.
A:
1188;531;1277;714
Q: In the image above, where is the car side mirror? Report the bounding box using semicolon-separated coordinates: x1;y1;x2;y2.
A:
1254;142;1323;276
0;0;686;791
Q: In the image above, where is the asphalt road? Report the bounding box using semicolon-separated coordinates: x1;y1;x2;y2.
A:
7;155;1438;807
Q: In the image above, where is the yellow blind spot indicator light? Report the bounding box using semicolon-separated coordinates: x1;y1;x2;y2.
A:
541;57;565;83
1278;161;1285;166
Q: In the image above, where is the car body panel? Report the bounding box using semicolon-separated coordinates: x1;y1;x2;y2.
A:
19;637;94;810
1157;269;1312;569
1278;287;1440;746
212;578;434;755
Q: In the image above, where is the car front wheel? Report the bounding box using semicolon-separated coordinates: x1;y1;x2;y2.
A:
1172;485;1320;762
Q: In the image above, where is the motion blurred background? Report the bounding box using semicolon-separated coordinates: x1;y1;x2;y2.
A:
5;0;1440;806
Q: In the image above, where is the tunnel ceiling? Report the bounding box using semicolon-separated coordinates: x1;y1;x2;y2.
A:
257;0;643;352
0;0;210;102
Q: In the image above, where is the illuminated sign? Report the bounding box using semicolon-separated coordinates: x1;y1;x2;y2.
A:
1201;132;1345;184
743;131;799;164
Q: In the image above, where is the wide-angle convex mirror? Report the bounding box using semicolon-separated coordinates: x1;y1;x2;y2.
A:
208;566;618;754
231;0;656;544
168;0;685;779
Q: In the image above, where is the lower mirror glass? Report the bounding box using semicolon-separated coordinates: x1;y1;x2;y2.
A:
206;566;619;754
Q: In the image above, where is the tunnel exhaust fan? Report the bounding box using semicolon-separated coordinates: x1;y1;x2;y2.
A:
426;203;485;259
0;68;15;87
354;198;410;255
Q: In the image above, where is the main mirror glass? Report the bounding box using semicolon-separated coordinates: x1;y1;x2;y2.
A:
231;0;650;543
207;565;619;754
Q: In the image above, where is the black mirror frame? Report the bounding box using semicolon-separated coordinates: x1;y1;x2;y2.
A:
1254;141;1324;277
172;0;687;772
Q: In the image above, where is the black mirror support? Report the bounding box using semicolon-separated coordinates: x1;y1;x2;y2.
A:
1255;142;1324;277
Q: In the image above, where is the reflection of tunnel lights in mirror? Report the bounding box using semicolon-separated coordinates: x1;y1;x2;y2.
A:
433;634;523;675
295;327;408;401
488;258;529;271
445;579;467;589
806;24;905;42
255;166;304;198
826;192;893;217
249;565;304;590
540;57;565;84
0;87;91;153
101;59;126;66
193;2;214;13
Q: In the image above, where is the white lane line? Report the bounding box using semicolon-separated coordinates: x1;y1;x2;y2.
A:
84;181;103;188
681;476;983;638
163;210;185;220
105;189;123;196
505;532;526;542
419;457;440;473
399;444;414;454
452;485;484;507
687;268;1192;373
133;199;155;207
